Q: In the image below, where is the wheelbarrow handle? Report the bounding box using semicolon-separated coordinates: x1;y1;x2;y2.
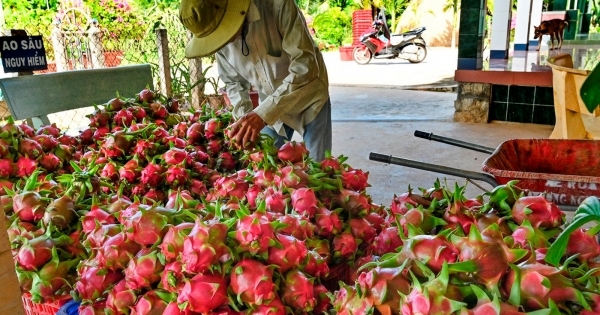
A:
414;130;496;154
369;152;499;187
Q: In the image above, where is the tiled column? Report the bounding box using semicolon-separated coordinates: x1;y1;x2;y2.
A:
457;0;487;69
514;0;532;50
489;0;513;59
528;0;543;48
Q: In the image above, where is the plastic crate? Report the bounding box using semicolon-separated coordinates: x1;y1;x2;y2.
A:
22;294;71;315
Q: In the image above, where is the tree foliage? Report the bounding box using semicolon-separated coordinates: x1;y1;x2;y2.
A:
312;7;352;46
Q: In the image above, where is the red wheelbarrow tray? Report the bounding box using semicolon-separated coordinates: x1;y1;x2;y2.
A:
482;139;600;206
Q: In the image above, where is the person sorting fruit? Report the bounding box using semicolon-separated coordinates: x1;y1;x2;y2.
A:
179;0;331;161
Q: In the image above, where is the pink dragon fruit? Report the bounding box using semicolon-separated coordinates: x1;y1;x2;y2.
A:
83;224;122;249
124;249;165;291
390;192;420;215
281;270;317;312
75;265;123;300
349;217;378;244
135;290;168;315
400;264;466;315
160;260;185;293
331;283;374;315
96;232;142;270
314;207;342;237
165;164;188;187
13;191;47;223
235;211;277;255
160;222;194;261
230;259;276;305
105;280;138;315
566;228;600;262
253;169;276;188
372;226;403;256
511;196;565;229
204;118;222;139
19;138;44;158
277;141;308;164
302;250;330;278
501;259;589;311
140;162;164;186
400;207;447;235
264;188;288;213
291;187;319;217
510;220;553;251
267;234;308;272
182;221;230;274
177;271;228;313
124;208;169;246
82;205;117;234
333;231;359;261
335;189;371;217
163;147;188;165
313;284;332;314
275;164;311;189
16;229;69;271
79;301;107;315
357;267;411;315
340;168;370;191
242;297;286;315
278;213;315;240
15;155;38;177
0;158;13;178
29;248;78;303
215;174;250;200
118;157;141;184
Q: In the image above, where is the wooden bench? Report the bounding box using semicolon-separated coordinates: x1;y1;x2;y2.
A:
0;64;153;128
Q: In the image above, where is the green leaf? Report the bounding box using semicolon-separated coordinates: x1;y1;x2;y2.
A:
546;197;600;266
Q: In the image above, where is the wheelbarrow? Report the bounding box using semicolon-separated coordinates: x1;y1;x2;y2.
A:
369;131;600;211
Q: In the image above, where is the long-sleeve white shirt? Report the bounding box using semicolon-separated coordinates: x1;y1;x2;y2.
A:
215;0;329;136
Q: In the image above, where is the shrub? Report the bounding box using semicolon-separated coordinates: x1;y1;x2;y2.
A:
312;7;351;47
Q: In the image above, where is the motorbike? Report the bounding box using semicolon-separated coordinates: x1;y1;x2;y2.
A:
353;20;427;65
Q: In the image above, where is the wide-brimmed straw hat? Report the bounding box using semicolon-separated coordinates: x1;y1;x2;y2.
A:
180;0;251;58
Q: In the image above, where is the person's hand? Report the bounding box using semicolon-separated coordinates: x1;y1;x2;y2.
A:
227;112;266;149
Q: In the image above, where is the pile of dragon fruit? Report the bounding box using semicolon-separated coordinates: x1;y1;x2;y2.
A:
3;89;600;315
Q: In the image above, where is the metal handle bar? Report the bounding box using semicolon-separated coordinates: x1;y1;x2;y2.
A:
369;152;499;187
414;130;495;154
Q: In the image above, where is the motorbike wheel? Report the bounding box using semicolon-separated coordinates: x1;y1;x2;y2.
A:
353;46;372;65
408;44;427;63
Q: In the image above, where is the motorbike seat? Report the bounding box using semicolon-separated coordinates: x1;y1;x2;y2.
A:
399;27;426;36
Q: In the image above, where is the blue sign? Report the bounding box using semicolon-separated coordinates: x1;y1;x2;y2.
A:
0;36;48;73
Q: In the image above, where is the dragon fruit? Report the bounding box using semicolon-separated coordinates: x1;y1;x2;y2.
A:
15;155;37;177
243;297;286;315
160;260;184;293
119;156;141;183
124;207;169;246
135;290;168;315
131;139;158;160
303;250;330;278
267;234;308;272
29;247;78;303
451;225;527;294
42;194;75;230
400;207;447;235
313;284;332;314
400;263;466;315
264;188;288;213
333;231;359;261
565;228;600;262
83;224;122;249
140;162;164;186
182;221;230;274
357;267;411;315
510;220;554;251
32;134;58;152
276;164;311;189
82;206;117;234
160;222;194;261
511;195;565;229
349;217;378;243
281;270;317;312
204;117;223;139
75;265;123;300
124;249;165;290
390;191;421;215
39;153;61;172
253;169;276;188
19;138;44;158
314;207;342;237
0;158;13;177
278;213;314;240
163;147;188;165
230;259;277;305
232;211;275;255
217;151;236;171
372;226;403;256
215;174;250;199
291;187;319;216
186;122;204;144
16;229;69;271
331;283;374;315
105;280;138;315
502;258;590;311
335;189;371;216
165;164;188;187
277;141;308;164
96;232;142;270
177;271;228;313
12;191;47;223
341;168;370;191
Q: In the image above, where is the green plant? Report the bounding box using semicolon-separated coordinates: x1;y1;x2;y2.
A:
313;7;352;46
84;0;147;51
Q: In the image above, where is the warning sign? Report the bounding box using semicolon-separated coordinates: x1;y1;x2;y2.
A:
0;36;48;73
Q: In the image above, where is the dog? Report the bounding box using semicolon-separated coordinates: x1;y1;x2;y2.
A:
533;19;569;51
